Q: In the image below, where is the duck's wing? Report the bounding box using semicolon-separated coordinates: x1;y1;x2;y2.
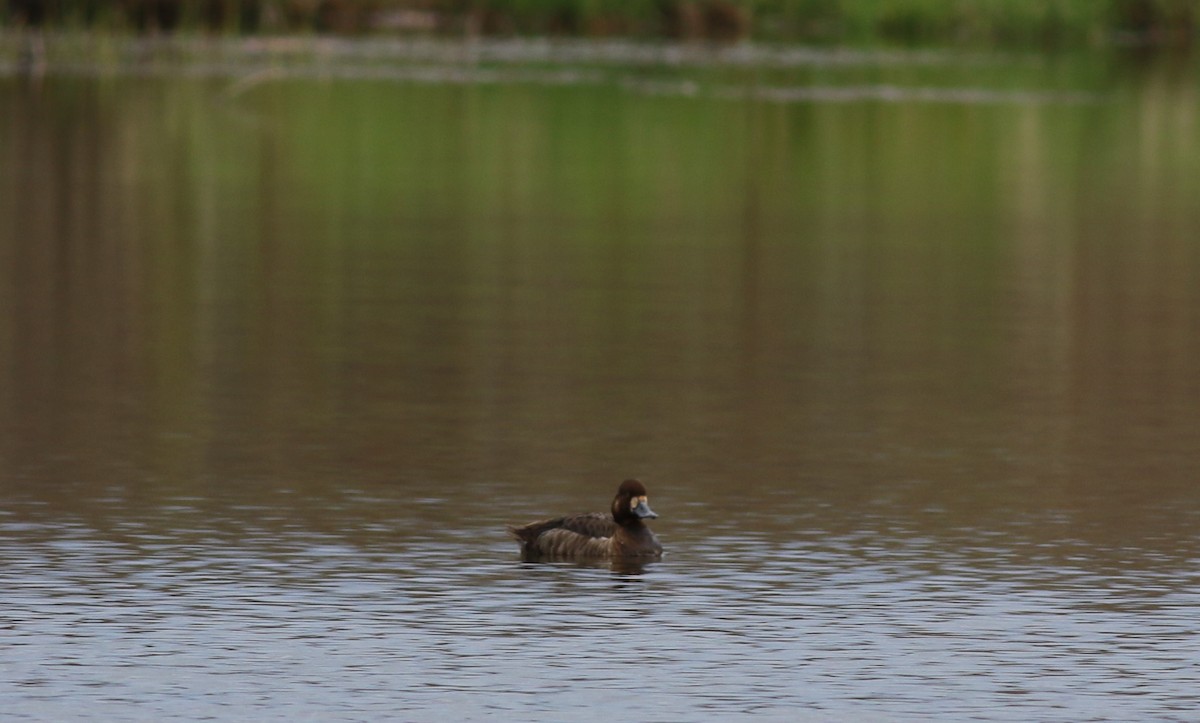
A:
508;512;615;542
507;512;616;558
555;512;618;538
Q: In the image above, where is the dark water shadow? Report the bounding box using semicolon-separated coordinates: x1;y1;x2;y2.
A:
516;554;659;577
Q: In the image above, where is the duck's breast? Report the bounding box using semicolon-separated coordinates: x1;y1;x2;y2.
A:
612;526;663;557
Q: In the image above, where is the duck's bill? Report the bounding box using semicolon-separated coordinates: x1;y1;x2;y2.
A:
633;499;658;519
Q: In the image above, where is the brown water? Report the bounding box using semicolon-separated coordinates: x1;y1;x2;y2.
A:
2;36;1199;720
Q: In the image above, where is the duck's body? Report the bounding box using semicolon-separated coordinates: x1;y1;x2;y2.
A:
508;479;663;560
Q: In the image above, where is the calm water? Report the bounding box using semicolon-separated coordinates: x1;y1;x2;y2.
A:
2;36;1200;720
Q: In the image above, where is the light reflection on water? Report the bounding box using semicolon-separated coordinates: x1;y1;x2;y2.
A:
0;34;1106;107
4;494;1198;721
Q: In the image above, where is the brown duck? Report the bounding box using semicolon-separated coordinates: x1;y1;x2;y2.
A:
507;479;663;560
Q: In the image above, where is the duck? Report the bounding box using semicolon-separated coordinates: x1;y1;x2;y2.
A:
507;479;663;560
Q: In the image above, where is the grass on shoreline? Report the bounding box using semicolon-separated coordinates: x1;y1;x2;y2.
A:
2;1;1197;48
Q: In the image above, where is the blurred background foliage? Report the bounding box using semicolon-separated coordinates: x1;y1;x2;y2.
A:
2;0;1197;47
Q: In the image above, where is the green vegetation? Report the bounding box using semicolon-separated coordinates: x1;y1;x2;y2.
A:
2;0;1198;47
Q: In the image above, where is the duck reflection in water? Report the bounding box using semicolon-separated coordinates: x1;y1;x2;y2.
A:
507;479;663;566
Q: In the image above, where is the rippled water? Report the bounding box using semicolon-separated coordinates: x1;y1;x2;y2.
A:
5;488;1199;720
3;35;1200;720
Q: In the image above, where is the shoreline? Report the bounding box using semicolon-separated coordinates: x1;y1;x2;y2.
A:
2;1;1197;51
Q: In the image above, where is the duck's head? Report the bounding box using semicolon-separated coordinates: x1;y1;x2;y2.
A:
612;479;658;523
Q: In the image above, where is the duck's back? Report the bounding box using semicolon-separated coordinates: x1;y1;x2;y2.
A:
507;512;616;558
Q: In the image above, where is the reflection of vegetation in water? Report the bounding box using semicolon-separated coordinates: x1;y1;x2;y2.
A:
1;55;1198;513
2;0;1198;47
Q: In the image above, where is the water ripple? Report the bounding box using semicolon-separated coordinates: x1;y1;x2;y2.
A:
5;511;1194;720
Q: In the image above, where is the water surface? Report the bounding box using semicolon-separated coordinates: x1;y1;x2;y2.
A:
2;36;1199;720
